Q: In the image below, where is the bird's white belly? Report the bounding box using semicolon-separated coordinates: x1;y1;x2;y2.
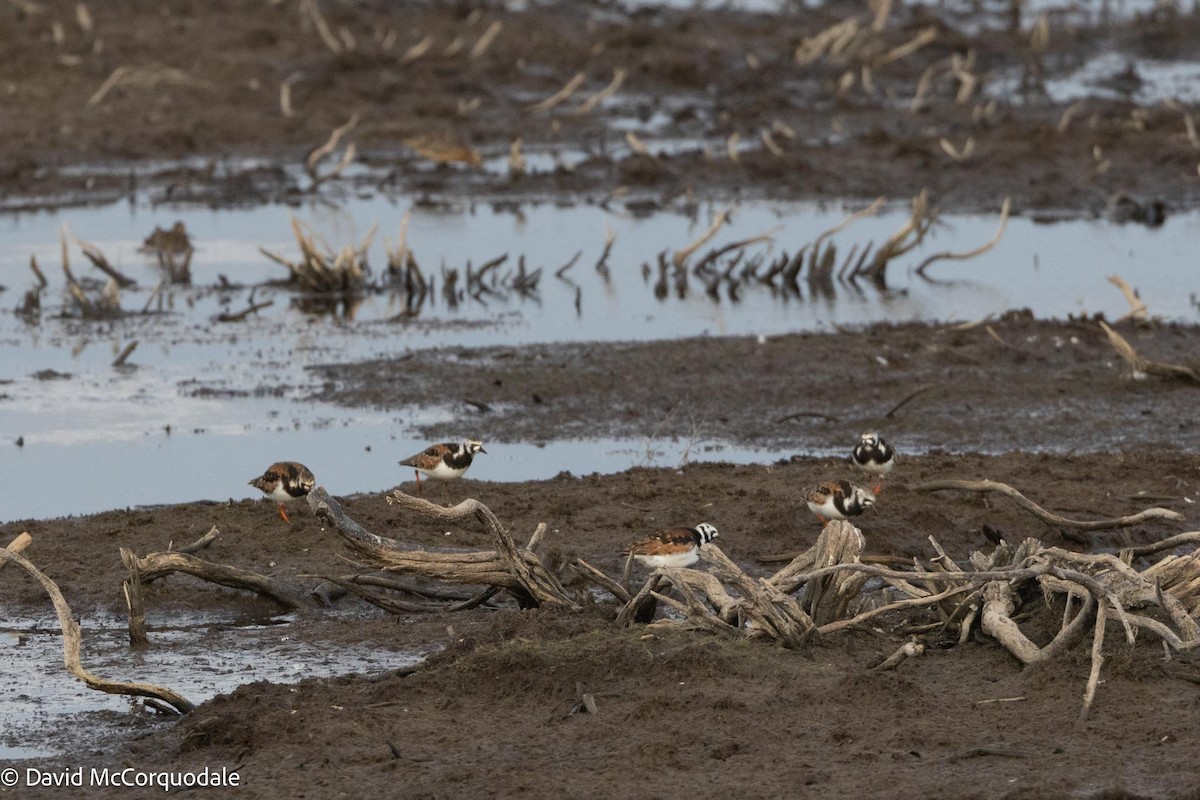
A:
417;462;468;481
633;549;699;568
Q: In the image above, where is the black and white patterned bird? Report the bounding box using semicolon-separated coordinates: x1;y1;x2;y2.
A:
248;461;316;523
623;523;720;568
399;439;486;495
851;432;896;493
805;480;875;524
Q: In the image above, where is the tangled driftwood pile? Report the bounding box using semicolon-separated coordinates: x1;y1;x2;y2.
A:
4;474;1197;719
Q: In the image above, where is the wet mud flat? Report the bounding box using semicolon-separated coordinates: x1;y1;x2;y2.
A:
309;315;1200;454
5;1;1200;214
3;445;1200;798
4;0;1200;796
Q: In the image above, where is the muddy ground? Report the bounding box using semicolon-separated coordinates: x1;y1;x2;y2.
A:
5;346;1200;799
4;0;1200;214
5;0;1200;797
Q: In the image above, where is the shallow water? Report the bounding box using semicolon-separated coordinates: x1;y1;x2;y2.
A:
0;612;423;760
0;195;1197;520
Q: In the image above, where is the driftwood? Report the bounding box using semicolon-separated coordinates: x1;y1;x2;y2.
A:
1099;321;1200;384
0;532;33;572
307;486;577;609
912;478;1185;531
597;515;1200;712
120;535;316;645
803;520;869;625
1;547;194;714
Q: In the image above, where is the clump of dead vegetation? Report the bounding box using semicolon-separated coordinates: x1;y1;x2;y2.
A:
17;227;136;321
644;191;1008;302
257;212;550;318
139;221;194;284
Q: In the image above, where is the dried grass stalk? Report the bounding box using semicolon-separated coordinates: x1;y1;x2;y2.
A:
528;72;585;112
574;68;626;116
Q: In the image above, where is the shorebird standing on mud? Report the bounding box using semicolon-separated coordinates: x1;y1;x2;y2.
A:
399;439;487;498
851;432;896;493
248;461;316;523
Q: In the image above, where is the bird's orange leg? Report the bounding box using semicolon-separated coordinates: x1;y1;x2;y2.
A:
277;504;291;523
414;471;422;495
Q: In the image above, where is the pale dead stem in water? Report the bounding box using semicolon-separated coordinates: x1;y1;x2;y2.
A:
914;197;1010;277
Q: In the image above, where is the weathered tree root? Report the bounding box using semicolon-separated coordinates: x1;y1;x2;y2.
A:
912;478;1185;531
307;486;577;609
1;547;194;715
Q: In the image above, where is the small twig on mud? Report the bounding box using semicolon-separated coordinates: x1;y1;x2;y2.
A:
913;478;1186;530
884;383;936;419
528;72;586;112
1057;100;1087;133
469;20;503;60
279;72;302;117
300;0;344;54
871;640;925;671
973;696;1027;705
726;132;741;163
573;68;626;116
168;525;220;554
984;325;1039;358
945;745;1035;763
1099;321;1200;384
306;114;360;186
775;410;840;424
938;136;975;162
915;197;1010;277
88;64;208;107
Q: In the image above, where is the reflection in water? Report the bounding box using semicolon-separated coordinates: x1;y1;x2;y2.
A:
0;198;1197;520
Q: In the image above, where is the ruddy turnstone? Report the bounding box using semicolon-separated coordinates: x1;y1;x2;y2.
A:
399;439;486;494
851;432;896;493
623;523;720;568
805;480;875;523
248;461;315;523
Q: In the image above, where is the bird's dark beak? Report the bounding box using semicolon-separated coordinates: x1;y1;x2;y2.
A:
479;447;488;454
